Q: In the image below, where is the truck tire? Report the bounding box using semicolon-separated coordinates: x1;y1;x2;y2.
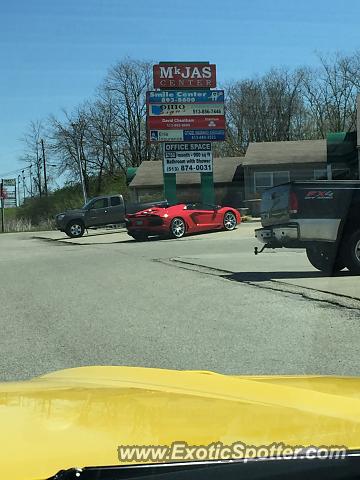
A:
306;244;345;274
343;229;360;275
65;220;85;238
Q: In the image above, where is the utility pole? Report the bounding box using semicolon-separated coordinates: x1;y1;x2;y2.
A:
22;170;26;201
41;138;48;196
77;143;87;204
29;164;33;197
71;123;87;204
0;179;4;233
36;146;42;198
18;175;21;206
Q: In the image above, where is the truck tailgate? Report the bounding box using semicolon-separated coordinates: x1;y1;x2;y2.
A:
260;184;292;227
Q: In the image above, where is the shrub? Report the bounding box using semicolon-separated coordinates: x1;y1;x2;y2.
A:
15;172;129;228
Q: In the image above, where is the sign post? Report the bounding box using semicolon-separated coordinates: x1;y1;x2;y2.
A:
161;144;177;204
201;172;216;205
163;174;177;204
147;62;224;204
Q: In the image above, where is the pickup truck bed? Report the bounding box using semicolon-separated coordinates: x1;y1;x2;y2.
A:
255;180;360;274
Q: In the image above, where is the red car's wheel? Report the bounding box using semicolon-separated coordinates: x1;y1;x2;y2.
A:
223;211;237;231
170;217;186;238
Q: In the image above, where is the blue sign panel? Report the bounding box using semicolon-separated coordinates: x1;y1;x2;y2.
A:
147;90;224;104
183;129;225;142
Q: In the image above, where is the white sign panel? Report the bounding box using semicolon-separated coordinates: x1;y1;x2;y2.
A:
2;178;16;186
149;103;224;116
163;143;213;174
150;130;184;142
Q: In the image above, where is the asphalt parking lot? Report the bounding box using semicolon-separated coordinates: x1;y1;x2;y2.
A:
35;222;360;305
1;222;360;381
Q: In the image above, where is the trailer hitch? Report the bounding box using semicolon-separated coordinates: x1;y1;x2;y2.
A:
254;244;267;255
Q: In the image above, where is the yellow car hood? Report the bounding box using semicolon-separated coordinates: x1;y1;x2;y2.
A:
1;366;360;480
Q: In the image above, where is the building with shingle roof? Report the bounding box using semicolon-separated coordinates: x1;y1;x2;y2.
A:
129;157;244;206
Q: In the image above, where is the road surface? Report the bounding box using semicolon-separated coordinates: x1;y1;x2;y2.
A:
0;223;359;381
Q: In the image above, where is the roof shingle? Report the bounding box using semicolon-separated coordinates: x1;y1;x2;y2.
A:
243;139;327;166
129;157;243;187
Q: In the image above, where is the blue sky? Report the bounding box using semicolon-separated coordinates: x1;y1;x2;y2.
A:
1;0;360;178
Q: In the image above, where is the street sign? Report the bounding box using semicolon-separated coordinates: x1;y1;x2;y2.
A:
163;143;213;174
148;115;225;131
149;129;226;142
149;103;225;116
147;90;224;104
153;63;216;89
3;178;16;186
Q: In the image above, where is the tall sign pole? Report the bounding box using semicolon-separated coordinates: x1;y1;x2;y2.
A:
147;62;224;205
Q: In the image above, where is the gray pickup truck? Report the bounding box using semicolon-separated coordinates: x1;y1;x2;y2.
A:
55;194;167;238
254;180;360;274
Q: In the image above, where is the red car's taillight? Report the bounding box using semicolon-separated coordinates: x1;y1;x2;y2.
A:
289;191;298;214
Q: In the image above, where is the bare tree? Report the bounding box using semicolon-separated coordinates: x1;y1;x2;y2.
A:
225;68;306;153
102;58;160;169
20;120;45;196
49;107;91;195
300;53;357;137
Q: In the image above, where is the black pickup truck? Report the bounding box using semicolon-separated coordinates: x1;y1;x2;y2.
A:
254;180;360;274
55;194;167;238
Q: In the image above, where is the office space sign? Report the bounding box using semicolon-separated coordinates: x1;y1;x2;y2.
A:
163;142;213;173
153;63;216;88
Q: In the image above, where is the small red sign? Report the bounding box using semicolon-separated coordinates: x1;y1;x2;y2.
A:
0;187;7;200
153;63;216;89
148;115;225;130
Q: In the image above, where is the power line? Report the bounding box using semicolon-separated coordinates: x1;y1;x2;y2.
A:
0;165;32;178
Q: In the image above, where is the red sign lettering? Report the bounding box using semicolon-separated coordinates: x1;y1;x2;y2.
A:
148;115;225;130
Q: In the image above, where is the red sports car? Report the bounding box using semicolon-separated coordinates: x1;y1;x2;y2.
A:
125;203;241;241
